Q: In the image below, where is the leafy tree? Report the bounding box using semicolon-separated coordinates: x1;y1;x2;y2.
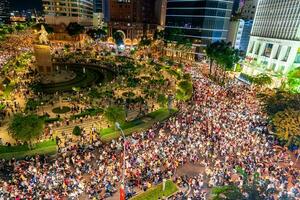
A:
287;67;300;93
261;91;300;116
139;36;152;46
212;167;273;200
273;108;300;147
252;73;273;88
113;31;124;46
157;94;168;108
66;22;85;36
104;106;126;126
25;99;41;112
153;29;164;40
88;88;101;99
176;80;193;101
87;28;107;39
9;114;45;148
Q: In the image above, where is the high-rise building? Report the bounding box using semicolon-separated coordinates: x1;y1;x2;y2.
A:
227;0;257;52
107;0;161;44
155;0;167;28
165;0;234;59
93;0;104;28
43;0;94;26
241;0;259;20
94;0;103;13
232;0;241;15
0;0;10;24
244;0;300;79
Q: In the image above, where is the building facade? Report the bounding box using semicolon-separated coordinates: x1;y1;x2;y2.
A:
244;0;300;77
165;0;234;59
227;19;253;52
93;0;104;28
107;0;161;45
227;0;257;52
0;0;10;24
43;0;94;26
241;0;259;20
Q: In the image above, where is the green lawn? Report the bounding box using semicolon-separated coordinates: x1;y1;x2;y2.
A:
0;140;57;160
130;180;178;200
99;108;177;142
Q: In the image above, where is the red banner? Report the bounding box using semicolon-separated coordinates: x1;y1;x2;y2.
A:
120;184;125;200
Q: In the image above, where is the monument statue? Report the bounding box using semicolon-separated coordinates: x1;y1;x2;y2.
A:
38;25;49;45
34;25;52;73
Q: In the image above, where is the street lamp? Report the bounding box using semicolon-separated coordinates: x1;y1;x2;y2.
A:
41;102;44;114
115;122;126;200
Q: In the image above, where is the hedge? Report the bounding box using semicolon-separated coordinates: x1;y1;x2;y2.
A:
0;140;57;160
130;180;178;200
100;108;177;142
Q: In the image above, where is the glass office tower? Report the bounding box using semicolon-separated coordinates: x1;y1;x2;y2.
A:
165;0;233;58
0;0;10;24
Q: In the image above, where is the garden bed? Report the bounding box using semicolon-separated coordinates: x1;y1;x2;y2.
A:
70;107;103;120
52;106;71;114
130;180;178;200
100;108;177;142
0;140;57;160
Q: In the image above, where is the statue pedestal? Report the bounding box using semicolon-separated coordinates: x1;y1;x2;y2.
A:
34;45;53;74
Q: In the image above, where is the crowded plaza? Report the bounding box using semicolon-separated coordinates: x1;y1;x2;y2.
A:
0;1;299;199
0;59;299;199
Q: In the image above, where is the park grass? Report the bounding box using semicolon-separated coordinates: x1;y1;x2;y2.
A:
0;140;57;160
99;108;177;142
130;180;178;200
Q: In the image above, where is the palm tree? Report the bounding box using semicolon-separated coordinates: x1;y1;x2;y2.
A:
205;42;216;76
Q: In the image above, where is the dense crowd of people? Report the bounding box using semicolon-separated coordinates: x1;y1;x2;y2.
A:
0;66;299;200
0;30;34;68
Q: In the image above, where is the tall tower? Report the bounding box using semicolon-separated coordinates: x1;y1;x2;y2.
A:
93;0;104;28
107;0;160;42
0;0;10;24
165;0;234;59
245;0;300;76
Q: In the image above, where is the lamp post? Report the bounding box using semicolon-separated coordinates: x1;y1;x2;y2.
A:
115;122;126;200
41;102;44;114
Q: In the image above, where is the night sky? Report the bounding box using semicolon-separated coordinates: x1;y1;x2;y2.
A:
10;0;43;11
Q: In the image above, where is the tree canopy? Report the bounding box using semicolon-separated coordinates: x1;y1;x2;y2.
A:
66;22;85;36
261;91;300;116
104;106;126;125
287;67;300;93
9;114;45;144
251;73;273;87
273;108;300;147
205;41;239;79
212;167;273;200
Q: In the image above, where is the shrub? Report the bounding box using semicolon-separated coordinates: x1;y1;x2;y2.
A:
52;106;71;114
25;99;41;112
73;126;81;136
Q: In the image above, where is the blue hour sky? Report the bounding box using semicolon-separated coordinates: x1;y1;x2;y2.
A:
10;0;43;11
